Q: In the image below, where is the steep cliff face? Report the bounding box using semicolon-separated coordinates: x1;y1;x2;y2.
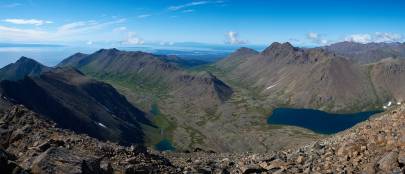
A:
369;58;405;103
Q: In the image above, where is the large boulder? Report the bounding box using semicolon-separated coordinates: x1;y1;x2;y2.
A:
377;151;399;172
0;148;27;174
31;147;102;174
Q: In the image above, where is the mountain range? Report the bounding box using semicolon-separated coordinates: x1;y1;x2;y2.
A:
324;41;405;64
0;41;404;153
58;48;233;110
215;42;405;112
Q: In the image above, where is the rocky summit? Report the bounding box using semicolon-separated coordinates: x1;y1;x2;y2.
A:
0;103;178;174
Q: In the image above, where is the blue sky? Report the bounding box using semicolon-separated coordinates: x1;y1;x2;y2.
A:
0;0;404;47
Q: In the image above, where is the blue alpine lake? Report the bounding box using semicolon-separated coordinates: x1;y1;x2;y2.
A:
155;139;176;151
267;108;382;134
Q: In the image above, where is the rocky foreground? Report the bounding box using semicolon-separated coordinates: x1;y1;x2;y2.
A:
0;105;178;173
1;103;405;173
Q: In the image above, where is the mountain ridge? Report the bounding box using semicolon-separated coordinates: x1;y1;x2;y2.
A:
214;42;405;112
0;57;51;81
324;41;405;64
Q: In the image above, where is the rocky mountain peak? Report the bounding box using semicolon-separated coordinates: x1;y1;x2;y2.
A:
234;47;259;55
0;57;50;81
95;48;120;55
71;52;88;57
15;56;41;65
261;42;296;56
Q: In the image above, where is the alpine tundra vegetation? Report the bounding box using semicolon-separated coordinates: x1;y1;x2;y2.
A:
0;0;404;173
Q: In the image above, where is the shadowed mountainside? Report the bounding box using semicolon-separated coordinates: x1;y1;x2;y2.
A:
0;57;51;81
0;59;152;145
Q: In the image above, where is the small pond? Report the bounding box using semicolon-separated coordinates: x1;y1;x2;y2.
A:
155;139;176;151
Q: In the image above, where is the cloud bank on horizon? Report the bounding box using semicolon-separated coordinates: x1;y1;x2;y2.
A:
0;0;404;47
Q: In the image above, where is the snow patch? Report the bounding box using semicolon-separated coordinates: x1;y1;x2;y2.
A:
97;122;107;128
266;84;278;90
383;100;400;109
265;75;288;90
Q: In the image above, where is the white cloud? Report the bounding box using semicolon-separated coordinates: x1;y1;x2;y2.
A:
137;14;151;19
307;32;329;45
0;25;48;42
307;32;318;40
345;33;402;44
0;18;126;42
122;32;144;45
344;34;371;43
344;33;403;44
373;32;402;42
168;1;209;11
3;18;53;26
226;31;247;45
56;18;125;36
168;1;224;12
86;41;93;45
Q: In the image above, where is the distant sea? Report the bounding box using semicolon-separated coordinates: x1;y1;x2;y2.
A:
0;45;242;68
0;46;98;68
0;42;268;68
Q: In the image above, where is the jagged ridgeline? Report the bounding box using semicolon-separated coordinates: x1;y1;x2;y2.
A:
214;42;405;112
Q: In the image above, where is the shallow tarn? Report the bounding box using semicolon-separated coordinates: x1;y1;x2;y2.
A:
267;108;382;134
155;139;176;151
